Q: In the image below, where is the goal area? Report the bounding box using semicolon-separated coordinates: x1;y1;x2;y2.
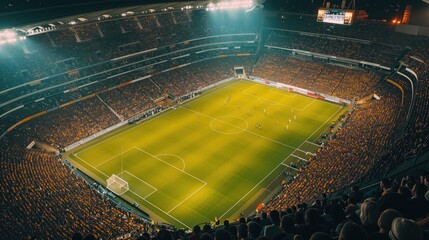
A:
106;174;129;195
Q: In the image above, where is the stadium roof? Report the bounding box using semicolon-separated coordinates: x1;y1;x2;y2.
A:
0;0;211;30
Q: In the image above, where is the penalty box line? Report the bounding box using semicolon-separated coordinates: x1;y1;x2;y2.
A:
74;154;109;178
115;170;158;199
133;146;207;185
133;146;208;213
75;153;194;229
95;147;135;168
127;188;192;229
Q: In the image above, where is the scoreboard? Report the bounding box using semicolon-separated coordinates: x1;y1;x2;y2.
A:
317;8;354;25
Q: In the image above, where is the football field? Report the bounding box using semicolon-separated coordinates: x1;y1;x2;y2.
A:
68;79;346;228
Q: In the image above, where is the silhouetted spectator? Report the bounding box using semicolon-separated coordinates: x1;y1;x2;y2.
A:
263;210;281;239
296;208;330;240
388;217;423;240
339;222;368;240
248;221;261;239
406;183;429;220
368;209;402;240
309;232;332;240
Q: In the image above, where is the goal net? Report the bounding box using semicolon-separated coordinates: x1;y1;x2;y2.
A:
106;174;129;195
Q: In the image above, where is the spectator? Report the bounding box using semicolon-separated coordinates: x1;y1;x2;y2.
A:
248;221;261;239
378;179;407;214
339;222;368;240
406;183;429;220
190;225;202;240
349;186;363;204
296;208;330;240
368;209;402;240
273;215;295;240
388;218;423;240
238;223;248;240
263;210;281;239
359;199;380;234
201;233;214;240
309;232;332;240
216;229;232;240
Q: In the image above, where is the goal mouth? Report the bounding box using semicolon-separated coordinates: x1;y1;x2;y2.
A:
106;174;129;196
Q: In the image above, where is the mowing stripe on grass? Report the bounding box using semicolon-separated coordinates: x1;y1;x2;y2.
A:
180;106;308;154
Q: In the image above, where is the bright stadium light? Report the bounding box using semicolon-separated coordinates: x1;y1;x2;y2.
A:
0;29;24;46
206;0;255;11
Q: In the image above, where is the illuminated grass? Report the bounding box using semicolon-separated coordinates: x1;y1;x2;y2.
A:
68;79;345;228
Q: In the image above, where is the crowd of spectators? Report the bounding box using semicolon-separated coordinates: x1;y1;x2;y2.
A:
0;10;258;135
1;8;429;240
265;82;402;209
253;52;380;100
248;173;427;240
264;30;401;67
4;57;253;148
0;139;148;239
267;13;426;47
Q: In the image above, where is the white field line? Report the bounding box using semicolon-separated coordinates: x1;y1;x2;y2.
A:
168;182;207;213
292;106;342;156
74;154;109;178
123;170;158;199
290;154;309;162
76;153;193;228
181;107;307;154
74;80;244;156
127;188;192;229
267;88;298;98
302;106;342;144
218;105;343;220
301;100;316;111
184;79;245;107
134;146;207;185
240;82;258;94
127;149;207;216
281;162;299;171
240;91;302;110
74;80;343;226
305;140;322;147
74;110;174;155
95;147;134;168
156;154;186;171
219;163;283;220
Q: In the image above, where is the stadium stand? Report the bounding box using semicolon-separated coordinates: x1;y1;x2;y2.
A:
0;140;148;239
1;6;429;240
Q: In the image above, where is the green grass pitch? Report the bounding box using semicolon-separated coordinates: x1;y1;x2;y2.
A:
68;79;345;228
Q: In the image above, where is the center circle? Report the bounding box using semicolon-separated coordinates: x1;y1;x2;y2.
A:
210;116;248;135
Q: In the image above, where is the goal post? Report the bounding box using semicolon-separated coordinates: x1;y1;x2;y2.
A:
106;174;129;195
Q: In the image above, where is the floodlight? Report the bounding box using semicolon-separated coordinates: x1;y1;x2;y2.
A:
206;0;256;11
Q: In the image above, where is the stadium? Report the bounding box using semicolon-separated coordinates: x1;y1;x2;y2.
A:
0;0;429;239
